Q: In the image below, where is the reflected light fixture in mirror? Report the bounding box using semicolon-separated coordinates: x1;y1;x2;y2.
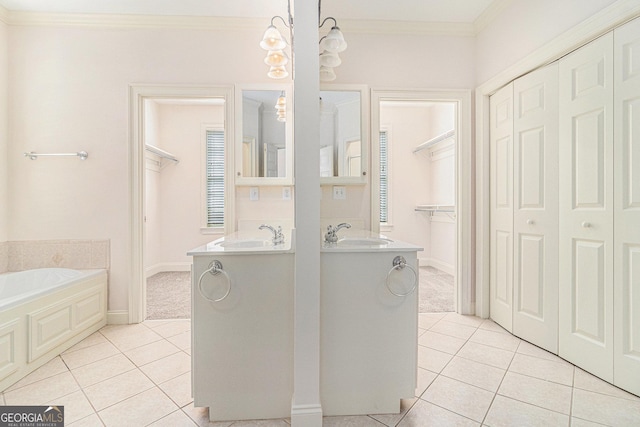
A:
260;0;347;81
276;91;286;122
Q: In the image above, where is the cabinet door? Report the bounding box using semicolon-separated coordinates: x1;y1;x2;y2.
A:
490;83;514;332
513;63;559;354
614;16;640;396
559;33;614;381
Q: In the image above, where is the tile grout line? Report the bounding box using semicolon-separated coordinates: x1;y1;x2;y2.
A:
479;339;519;425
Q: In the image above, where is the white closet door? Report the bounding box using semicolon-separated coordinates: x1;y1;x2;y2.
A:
559;33;614;381
490;83;514;332
614;16;640;396
512;63;559;353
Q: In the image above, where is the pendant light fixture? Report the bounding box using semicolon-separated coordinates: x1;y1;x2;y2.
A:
260;0;347;81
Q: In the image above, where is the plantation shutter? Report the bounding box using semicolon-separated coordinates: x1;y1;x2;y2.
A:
379;130;388;223
206;130;225;227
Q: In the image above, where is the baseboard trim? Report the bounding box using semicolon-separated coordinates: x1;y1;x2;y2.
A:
145;262;191;278
107;310;129;325
290;404;323;427
419;257;455;276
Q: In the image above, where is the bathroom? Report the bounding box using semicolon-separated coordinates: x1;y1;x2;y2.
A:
1;0;640;426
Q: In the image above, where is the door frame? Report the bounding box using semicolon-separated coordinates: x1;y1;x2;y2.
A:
128;84;234;324
475;1;640;318
370;89;473;315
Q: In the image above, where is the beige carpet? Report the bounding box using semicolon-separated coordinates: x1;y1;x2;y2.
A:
146;271;191;320
146;267;453;318
418;266;455;313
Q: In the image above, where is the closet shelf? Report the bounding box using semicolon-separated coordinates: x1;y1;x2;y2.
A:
145;144;179;168
415;204;456;220
413;129;455;154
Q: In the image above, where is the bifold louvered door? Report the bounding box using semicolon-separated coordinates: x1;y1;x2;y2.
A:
558;32;614;382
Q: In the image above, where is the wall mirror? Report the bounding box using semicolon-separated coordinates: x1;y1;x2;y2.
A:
319;84;369;184
235;84;293;185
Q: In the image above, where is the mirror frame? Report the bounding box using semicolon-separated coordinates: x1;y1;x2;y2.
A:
234;83;294;186
319;84;369;185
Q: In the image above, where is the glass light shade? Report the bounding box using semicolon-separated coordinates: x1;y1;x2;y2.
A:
276;93;286;108
277;115;286;122
320;26;347;53
260;25;287;50
319;66;336;82
267;65;289;79
319;50;341;68
264;50;289;67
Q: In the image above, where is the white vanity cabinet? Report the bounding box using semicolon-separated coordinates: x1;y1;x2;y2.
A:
320;237;422;415
188;236;294;422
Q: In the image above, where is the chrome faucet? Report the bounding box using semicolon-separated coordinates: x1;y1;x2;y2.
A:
259;224;285;245
324;223;351;243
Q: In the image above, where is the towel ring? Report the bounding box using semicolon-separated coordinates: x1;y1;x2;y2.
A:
197;260;231;302
385;256;418;297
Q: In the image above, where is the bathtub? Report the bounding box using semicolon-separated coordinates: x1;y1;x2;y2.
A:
0;268;108;391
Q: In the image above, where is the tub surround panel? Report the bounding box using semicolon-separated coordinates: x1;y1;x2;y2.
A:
6;240;109;272
0;269;108;392
0;242;7;273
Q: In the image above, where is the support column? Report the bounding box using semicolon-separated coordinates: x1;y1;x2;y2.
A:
291;0;322;425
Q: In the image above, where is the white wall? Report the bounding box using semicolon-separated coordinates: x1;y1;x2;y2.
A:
475;0;618;85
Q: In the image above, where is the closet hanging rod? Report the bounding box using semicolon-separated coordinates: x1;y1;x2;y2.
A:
145;144;179;163
413;129;455;154
24;151;88;160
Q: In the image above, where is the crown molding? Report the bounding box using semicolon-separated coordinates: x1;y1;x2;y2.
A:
5;11;267;31
474;0;512;34
2;10;478;37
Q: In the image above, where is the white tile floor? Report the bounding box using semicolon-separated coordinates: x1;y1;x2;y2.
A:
2;313;640;426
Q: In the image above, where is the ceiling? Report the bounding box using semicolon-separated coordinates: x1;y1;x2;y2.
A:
0;0;499;25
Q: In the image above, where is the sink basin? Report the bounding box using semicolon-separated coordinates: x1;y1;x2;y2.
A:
336;237;393;246
216;239;272;249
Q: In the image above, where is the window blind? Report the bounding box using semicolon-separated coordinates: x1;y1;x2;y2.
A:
380;130;388;224
206;130;225;227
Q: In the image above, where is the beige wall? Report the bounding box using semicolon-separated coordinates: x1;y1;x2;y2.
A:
5;23;475;313
5;1;620;313
379;103;456;270
0;19;7;245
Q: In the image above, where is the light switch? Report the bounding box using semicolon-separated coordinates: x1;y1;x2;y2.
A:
250;187;259;201
282;187;292;200
333;186;346;200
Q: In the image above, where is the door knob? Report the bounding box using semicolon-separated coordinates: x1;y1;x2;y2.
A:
582;221;591;228
526;219;535;225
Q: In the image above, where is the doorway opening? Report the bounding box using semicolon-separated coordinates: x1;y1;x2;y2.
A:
370;90;473;315
129;85;234;324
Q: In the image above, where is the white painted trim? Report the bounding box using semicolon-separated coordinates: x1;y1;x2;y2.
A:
290;404;323;427
5;12;266;31
1;10;481;37
107;310;129;325
474;0;513;34
474;0;640;319
370;89;473;315
145;262;191;278
129;84;234;324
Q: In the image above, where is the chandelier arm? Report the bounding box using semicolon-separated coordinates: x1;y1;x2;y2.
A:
319;16;337;29
271;15;290;29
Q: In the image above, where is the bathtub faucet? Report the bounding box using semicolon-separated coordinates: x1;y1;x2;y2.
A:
324;223;351;243
259;224;285;245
